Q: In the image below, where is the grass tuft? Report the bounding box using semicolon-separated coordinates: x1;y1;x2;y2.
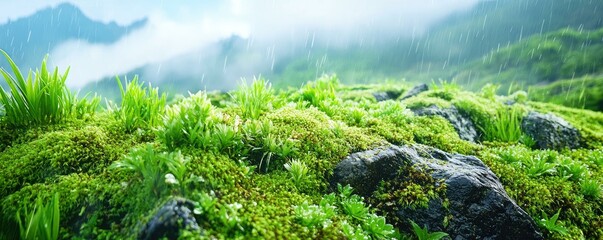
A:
111;76;166;132
479;107;524;142
232;77;274;120
0;49;99;127
16;193;60;240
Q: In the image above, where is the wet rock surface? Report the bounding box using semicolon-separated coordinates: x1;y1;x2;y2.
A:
522;111;581;150
373;90;402;102
330;144;543;240
412;105;479;142
140;198;200;240
400;83;429;100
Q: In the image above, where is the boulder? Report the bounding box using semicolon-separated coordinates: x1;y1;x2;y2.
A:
330;145;543;240
521;111;580;150
373;90;402;102
329;145;413;196
400;83;429;100
412;105;479;142
140;198;201;240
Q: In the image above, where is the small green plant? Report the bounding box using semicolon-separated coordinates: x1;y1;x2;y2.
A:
293;201;336;229
525;156;557;178
429;79;459;100
112;76;166;132
480;83;500;101
558;161;588;182
16;193;60;240
362;214;396;239
341;220;369;240
191;192;246;235
519;134;537;148
409;220;449;240
284;159;309;189
0;49;98;127
479;107;523;142
538;209;569;236
341;197;369;221
110;144;189;198
580;178;601;199
232;77;274;120
297;75;340;116
293;184;397;239
156;92;220;150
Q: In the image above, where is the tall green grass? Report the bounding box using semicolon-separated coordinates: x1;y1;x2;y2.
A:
479;107;524;142
16;193;60;240
232;77;274;120
0;49;99;127
111;76;166;132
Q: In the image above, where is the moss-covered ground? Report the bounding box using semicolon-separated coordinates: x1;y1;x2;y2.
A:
0;76;602;239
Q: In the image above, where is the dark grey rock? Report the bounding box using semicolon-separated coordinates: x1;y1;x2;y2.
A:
373;90;402;102
330;145;543;240
140;198;200;240
329;145;413;196
521;111;581;150
412;105;478;142
400;83;429;100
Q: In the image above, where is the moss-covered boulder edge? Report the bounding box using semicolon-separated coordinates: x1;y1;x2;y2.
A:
0;76;602;239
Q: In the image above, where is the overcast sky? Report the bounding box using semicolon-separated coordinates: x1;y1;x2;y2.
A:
1;1;481;88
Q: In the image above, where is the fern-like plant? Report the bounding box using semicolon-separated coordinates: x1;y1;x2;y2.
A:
16;193;60;240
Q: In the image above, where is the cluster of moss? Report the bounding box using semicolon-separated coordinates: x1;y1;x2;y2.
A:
0;73;602;239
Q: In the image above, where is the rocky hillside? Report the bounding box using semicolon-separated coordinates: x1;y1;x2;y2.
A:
0;54;602;239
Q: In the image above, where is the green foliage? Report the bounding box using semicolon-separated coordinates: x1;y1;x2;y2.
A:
480;83;500;101
112;76;166;132
232;77;274;119
479;106;524;142
294;184;397;239
156;92;245;156
294;201;336;229
0;49;99;127
17;193;60;240
284;159;309;189
529;76;603;111
557;160;588;182
409;220;449;240
296;75;340;116
429;79;459;100
524;156;557;178
580;178;601;199
519;134;537;148
110;144;189;198
461;27;603;91
538;209;569;237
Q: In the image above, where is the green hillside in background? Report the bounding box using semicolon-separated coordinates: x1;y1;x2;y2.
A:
456;27;603;90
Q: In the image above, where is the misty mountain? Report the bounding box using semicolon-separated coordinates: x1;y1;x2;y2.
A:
0;2;147;71
51;0;603;100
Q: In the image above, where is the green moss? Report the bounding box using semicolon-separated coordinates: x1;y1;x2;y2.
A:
1;78;603;239
479;146;603;239
403;94;452;110
410;116;479;155
370;164;448;231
